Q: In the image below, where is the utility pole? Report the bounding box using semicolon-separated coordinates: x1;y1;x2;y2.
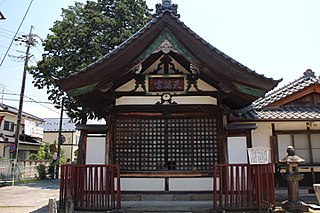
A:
12;26;37;160
55;98;64;178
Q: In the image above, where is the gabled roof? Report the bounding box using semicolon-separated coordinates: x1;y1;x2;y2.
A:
238;69;320;120
0;103;43;122
253;69;320;110
58;2;280;111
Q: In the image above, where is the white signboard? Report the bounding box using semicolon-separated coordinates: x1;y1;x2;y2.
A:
24;119;44;139
227;137;248;164
247;147;270;164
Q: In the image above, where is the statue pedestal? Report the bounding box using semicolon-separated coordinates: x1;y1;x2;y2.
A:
282;173;309;212
282;200;309;212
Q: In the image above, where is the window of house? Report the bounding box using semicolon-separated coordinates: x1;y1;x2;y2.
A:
114;116;219;171
3;121;14;132
277;132;320;164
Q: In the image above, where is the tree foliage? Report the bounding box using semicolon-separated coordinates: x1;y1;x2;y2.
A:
30;0;152;123
28;142;52;160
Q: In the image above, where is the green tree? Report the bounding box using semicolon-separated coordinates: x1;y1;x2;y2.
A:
30;0;152;163
28;142;52;160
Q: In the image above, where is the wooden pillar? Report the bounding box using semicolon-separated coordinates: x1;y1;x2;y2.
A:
219;114;228;164
106;114;115;164
77;130;87;164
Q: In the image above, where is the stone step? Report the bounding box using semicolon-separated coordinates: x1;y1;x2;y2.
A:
122;193;213;201
122;201;213;213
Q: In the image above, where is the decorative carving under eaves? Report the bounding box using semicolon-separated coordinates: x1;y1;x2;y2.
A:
190;64;200;74
133;75;146;92
187;74;199;91
150;54;183;75
156;93;177;105
130;64;142;74
154;39;178;54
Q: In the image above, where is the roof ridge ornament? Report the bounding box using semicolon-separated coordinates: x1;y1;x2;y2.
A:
155;0;180;17
162;0;172;7
303;69;315;78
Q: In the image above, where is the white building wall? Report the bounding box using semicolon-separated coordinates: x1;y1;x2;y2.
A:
170;178;213;191
252;122;272;148
121;178;164;191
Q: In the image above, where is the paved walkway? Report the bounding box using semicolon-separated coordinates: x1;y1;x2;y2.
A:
0;179;60;213
1;179;320;213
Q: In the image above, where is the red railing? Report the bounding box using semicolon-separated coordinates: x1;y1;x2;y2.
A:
213;163;275;211
59;164;121;211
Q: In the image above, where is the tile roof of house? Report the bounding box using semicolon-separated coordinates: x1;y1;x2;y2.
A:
252;69;319;110
39;118;76;132
240;106;320;120
0;102;43;122
237;69;320;120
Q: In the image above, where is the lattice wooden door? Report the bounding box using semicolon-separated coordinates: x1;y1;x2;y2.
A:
114;116;218;171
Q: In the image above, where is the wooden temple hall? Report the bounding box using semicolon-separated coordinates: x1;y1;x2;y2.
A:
58;0;281;211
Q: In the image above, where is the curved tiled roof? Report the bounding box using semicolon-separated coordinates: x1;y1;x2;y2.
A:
240;106;320;120
253;69;319;110
62;7;280;89
237;69;320;120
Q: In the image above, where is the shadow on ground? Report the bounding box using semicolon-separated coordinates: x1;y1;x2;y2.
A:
30;205;48;213
17;179;60;190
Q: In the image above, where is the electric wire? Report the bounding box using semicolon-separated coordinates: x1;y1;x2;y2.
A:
2;98;52;104
0;0;34;68
0;27;15;34
0;0;8;5
0;85;60;114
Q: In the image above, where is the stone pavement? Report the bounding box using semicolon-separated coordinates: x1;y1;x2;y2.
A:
1;179;320;213
0;179;60;213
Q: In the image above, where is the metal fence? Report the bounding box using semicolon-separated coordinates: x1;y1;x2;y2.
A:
0;159;51;182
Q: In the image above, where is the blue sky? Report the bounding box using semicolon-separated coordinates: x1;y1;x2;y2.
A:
0;0;319;118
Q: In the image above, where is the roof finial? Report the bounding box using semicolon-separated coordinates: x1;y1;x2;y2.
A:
155;0;180;17
162;0;172;7
303;69;315;78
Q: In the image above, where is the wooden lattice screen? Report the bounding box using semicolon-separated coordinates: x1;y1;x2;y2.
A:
114;116;218;171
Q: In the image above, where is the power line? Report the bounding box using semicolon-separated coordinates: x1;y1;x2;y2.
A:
0;34;13;40
1;98;52;104
0;0;34;68
0;27;15;34
0;30;14;37
0;0;9;5
0;85;60;114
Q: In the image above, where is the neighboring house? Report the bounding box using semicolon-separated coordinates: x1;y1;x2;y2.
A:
39;118;79;162
0;103;44;160
232;69;320;186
